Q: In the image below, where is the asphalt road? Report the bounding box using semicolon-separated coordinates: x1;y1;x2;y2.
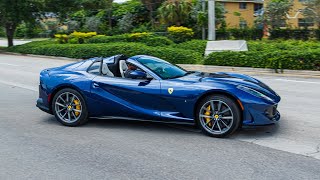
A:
1;54;320;179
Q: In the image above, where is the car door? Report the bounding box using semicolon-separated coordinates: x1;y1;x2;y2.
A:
89;76;162;120
158;79;201;123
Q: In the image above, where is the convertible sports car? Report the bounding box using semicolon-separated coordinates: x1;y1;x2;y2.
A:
37;54;281;137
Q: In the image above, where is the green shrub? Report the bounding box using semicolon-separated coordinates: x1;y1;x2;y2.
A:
167;26;194;43
131;25;150;33
247;40;320;51
88;33;174;47
7;39;320;71
54;34;68;44
8;41;201;64
0;28;5;37
228;28;263;40
316;29;320;41
270;29;312;40
88;34;129;43
172;40;207;54
68;31;97;44
204;49;320;70
139;36;174;46
216;29;230;40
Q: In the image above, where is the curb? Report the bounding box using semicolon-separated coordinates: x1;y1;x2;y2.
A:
1;52;320;78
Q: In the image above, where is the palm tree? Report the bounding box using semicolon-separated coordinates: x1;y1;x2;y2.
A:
158;0;193;26
141;0;165;27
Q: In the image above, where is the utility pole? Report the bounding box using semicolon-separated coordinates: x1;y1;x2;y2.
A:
202;0;206;40
208;0;216;40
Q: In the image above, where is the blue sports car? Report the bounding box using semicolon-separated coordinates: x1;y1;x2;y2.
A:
37;54;281;137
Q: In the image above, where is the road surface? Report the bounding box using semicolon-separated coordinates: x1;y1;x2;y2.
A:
0;54;320;179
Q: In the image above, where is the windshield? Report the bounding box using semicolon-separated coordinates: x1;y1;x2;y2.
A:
137;57;189;79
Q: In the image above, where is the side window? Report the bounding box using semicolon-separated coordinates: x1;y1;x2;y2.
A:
87;61;101;75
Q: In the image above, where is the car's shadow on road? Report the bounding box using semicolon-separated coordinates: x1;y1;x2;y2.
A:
44;116;202;136
44;116;279;138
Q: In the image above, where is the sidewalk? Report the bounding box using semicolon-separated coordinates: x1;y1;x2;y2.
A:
0;39;32;47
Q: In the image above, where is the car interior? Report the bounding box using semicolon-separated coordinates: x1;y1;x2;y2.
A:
95;54;149;79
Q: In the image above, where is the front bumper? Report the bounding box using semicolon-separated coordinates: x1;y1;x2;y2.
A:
243;103;280;125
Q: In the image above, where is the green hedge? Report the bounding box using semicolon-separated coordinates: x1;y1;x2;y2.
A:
204;50;320;70
7;39;320;71
172;40;207;54
247;40;320;51
214;28;263;40
229;28;263;40
316;29;320;41
269;29;313;40
204;40;320;70
8;41;201;64
87;34;174;47
0;28;5;37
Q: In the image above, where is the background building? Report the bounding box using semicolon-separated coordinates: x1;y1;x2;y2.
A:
219;0;317;28
217;0;263;28
266;0;317;28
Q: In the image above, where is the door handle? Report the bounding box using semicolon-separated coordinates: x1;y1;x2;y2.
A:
92;82;100;88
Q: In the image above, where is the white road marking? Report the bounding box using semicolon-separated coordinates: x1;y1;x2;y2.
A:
0;62;21;67
275;78;320;85
0;80;37;91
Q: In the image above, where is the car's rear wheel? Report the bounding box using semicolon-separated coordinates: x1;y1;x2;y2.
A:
196;95;241;138
52;88;88;126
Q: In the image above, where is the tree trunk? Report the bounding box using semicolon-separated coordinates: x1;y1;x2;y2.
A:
108;8;112;29
5;23;16;47
148;4;154;28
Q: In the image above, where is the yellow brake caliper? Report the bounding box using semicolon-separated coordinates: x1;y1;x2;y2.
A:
73;100;81;117
205;105;212;127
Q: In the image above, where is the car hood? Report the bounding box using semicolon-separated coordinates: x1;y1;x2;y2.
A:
176;72;281;103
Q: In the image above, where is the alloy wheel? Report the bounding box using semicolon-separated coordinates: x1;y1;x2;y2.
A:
54;92;82;123
199;100;234;135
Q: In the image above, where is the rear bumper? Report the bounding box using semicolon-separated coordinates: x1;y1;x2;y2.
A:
36;98;52;114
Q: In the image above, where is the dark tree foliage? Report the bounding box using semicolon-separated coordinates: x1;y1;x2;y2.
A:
0;0;43;46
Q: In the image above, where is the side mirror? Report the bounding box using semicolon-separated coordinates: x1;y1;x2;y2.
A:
129;70;147;79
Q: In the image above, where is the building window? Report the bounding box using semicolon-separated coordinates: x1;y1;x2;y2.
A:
239;2;247;9
254;4;263;11
239;20;247;28
298;18;314;27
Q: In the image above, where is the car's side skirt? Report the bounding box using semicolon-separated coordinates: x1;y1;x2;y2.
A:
89;116;196;125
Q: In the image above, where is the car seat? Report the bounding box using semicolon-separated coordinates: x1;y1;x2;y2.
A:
108;54;128;77
119;60;128;78
101;63;114;77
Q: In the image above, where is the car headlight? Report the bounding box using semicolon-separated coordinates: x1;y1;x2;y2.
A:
237;85;273;102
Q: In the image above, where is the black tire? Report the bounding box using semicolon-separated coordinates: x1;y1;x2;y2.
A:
52;88;89;126
196;95;241;138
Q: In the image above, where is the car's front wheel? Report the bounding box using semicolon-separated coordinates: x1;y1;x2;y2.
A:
196;95;241;138
52;88;88;126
